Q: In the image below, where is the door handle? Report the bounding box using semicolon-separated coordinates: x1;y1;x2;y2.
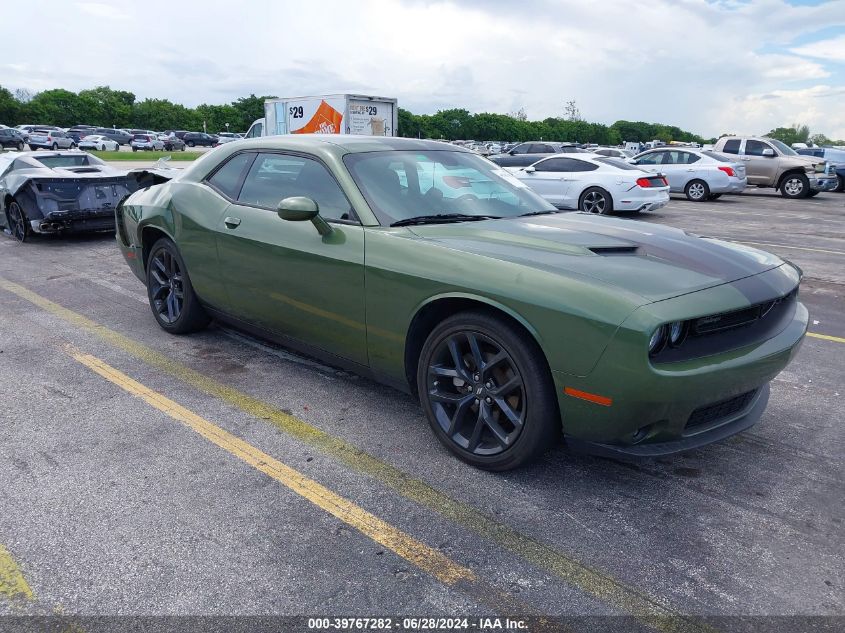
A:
687;168;695;172
224;217;241;229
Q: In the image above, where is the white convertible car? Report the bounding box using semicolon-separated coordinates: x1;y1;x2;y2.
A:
508;153;670;214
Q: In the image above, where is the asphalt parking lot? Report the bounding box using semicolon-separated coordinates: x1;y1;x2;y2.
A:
0;185;842;632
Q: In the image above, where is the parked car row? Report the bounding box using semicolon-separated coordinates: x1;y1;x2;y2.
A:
1;124;242;151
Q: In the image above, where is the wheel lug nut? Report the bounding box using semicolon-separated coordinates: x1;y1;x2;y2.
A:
485;397;492;404
485;381;493;388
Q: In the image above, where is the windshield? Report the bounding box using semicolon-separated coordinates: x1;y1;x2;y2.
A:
768;138;797;156
34;154;105;168
344;150;554;226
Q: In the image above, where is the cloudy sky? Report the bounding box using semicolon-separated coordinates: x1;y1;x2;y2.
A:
3;0;845;138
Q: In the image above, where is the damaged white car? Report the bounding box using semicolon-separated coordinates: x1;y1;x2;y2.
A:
0;151;175;242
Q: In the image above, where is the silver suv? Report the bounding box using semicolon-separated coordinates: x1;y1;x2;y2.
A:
713;136;837;198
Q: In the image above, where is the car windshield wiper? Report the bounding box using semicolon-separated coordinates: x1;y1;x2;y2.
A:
519;209;562;217
390;214;502;227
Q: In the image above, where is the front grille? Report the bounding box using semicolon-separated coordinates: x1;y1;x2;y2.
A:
691;288;796;336
687;389;758;430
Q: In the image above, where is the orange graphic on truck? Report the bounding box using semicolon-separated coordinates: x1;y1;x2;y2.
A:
292;100;344;134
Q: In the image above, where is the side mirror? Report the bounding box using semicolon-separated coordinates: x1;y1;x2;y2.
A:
761;148;775;157
524;166;536;173
277;196;333;236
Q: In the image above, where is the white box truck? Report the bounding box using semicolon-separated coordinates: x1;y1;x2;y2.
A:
244;94;398;139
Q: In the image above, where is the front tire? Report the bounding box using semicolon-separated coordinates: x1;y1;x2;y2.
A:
416;311;559;470
146;238;210;334
187;141;195;147
708;193;722;200
780;173;809;198
579;187;613;214
836;175;845;193
16;142;24;151
684;179;709;201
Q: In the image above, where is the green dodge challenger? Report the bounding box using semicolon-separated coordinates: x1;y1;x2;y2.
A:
117;136;807;470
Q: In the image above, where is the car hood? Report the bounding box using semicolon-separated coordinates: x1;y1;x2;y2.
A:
407;214;784;303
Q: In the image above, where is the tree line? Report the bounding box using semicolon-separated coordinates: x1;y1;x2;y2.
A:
0;85;273;133
398;107;708;144
15;83;826;145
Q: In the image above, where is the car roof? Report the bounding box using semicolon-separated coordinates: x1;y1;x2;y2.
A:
231;134;473;154
178;135;476;184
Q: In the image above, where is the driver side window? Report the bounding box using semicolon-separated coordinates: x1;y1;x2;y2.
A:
237;153;356;222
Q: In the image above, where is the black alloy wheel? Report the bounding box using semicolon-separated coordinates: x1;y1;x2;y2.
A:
418;312;559;470
426;330;526;457
148;247;183;324
6;201;27;242
146;238;210;334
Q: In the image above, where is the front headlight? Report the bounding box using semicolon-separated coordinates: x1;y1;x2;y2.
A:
668;321;686;346
648;325;668;356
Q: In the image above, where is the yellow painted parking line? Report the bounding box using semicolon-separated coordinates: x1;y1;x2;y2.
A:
67;346;474;587
0;277;714;633
0;544;33;600
807;332;845;344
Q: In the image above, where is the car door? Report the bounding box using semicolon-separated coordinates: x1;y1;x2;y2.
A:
659;150;694;190
519;157;575;207
215;151;367;365
740;139;778;186
633;151;665;175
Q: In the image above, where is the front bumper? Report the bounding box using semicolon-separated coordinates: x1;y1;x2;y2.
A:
809;175;838;191
553;266;807;457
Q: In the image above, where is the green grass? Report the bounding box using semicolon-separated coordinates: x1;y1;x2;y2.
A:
89;150;199;161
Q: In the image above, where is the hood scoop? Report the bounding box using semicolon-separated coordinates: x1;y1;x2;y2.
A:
588;245;639;256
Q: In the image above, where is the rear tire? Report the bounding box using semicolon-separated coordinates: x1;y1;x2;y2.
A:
806;190;819;198
579;187;613;214
780;173;809;198
145;238;210;334
187;141;195;147
6;200;28;242
416;311;559;471
51;143;58;150
708;193;722;200
684;179;709;201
